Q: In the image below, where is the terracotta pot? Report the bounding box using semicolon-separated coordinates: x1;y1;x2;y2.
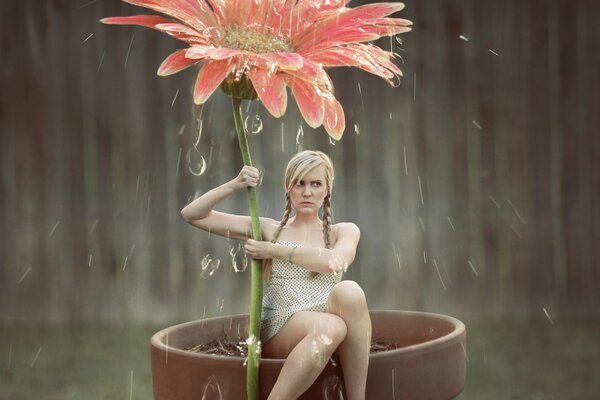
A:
150;310;466;399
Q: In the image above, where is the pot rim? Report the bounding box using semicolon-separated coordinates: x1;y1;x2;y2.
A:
150;309;465;363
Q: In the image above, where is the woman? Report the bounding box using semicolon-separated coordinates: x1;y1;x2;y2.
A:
181;150;371;400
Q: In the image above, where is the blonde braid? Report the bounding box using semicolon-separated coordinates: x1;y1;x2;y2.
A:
263;194;293;282
309;192;333;279
322;193;333;249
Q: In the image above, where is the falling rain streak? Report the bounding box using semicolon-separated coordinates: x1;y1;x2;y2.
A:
447;216;456;231
171;88;179;108
506;199;526;224
392;243;402;270
18;266;32;283
97;50;105;72
30;347;42;367
175;148;182;177
82;33;94;43
488;195;501;209
413;71;417;101
49;221;61;236
543;307;554;324
79;0;97;9
417;176;424;205
357;82;365;112
433;259;447;290
88;218;99;235
467;260;479;277
124;35;134;67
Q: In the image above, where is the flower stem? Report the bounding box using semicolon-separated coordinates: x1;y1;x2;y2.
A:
232;97;263;400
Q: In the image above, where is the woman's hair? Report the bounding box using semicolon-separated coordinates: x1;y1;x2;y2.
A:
262;150;335;282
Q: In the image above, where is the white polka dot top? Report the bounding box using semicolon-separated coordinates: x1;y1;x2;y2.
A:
260;241;342;343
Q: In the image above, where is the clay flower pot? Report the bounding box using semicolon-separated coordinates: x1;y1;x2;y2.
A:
150;310;466;399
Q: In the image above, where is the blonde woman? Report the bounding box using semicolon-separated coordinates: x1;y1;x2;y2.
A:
181;150;371;400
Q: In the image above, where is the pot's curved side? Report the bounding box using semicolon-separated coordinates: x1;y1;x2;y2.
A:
367;311;467;400
151;310;466;400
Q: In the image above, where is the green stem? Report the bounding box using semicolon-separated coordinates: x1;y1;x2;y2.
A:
232;97;263;400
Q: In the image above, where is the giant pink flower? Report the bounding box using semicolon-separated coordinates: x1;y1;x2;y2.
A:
101;0;412;139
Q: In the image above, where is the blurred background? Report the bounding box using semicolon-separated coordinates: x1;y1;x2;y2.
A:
1;0;599;399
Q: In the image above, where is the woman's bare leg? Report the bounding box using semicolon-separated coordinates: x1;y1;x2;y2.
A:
263;310;347;400
327;280;372;400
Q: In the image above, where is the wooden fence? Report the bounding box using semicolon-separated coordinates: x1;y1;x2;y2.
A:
1;0;598;324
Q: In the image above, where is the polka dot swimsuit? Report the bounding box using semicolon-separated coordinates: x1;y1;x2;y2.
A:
260;241;342;343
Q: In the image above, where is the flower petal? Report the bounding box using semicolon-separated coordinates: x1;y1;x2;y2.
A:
323;94;345;140
258;52;304;71
287;77;324;129
247;69;288;118
284;60;331;89
100;14;175;29
295;2;410;49
122;0;217;30
193;59;234;104
158;48;199;76
206;47;243;60
304;44;401;81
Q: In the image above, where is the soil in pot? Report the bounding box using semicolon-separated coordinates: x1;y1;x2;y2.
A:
183;336;405;357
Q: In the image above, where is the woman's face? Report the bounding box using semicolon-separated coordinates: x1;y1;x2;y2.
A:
288;164;329;215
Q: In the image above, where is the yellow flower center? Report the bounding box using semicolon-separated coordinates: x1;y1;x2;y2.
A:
222;25;293;53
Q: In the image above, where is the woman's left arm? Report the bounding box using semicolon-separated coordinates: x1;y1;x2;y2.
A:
244;223;361;273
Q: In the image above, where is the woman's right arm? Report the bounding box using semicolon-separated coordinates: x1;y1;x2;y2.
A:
181;166;273;241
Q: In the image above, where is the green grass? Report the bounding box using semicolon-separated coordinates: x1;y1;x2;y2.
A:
1;319;599;399
0;324;157;400
460;318;600;400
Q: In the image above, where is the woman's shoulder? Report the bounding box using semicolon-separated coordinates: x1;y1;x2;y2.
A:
331;222;360;243
259;217;282;241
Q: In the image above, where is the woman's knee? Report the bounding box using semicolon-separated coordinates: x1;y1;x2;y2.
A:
313;314;347;347
328;280;368;315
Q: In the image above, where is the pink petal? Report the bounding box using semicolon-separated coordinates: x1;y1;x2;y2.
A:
219;0;248;25
294;2;409;48
158;48;199;76
193;59;234;104
304;44;400;80
100;15;175;29
247;69;288;118
323;94;345;140
155;23;202;37
298;30;380;51
287;77;324;129
122;0;217;30
284;60;331;89
257;52;304;71
269;0;350;37
186;45;214;59
205;0;226;25
206;47;243;60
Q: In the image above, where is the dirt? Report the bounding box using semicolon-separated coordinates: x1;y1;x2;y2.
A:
183;337;402;357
